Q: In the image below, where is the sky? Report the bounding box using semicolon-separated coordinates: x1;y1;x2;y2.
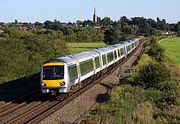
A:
0;0;180;23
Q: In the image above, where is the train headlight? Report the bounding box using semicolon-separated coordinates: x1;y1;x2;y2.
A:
41;82;46;86
60;82;65;86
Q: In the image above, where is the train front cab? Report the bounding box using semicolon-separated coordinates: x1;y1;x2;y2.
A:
40;62;68;95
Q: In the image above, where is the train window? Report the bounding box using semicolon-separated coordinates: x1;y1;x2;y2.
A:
120;48;124;55
107;52;114;63
95;56;100;69
102;54;106;66
68;64;78;81
119;49;121;56
118;49;121;57
128;45;131;51
80;59;94;76
43;66;64;80
114;51;117;59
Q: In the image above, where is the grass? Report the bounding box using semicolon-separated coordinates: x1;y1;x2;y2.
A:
0;37;6;40
159;37;180;65
67;42;106;54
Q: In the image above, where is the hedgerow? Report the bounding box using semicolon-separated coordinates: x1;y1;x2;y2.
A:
146;37;165;62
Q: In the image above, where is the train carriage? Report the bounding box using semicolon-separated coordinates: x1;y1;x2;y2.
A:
40;38;140;95
41;50;101;94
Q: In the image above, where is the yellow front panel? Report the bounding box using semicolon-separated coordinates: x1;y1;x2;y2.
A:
43;62;64;66
43;79;64;88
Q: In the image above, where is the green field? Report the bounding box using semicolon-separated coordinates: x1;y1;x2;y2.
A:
159;37;180;64
67;42;106;54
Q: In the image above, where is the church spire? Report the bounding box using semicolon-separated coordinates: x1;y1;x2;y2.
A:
94;7;96;16
93;7;97;23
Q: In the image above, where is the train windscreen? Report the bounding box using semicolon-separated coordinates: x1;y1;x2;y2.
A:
43;66;64;80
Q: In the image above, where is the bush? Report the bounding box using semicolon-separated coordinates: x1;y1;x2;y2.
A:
135;63;173;91
157;81;177;93
147;38;165;62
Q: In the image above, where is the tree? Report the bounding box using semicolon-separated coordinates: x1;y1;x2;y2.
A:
131;26;139;35
104;28;119;45
119;16;129;24
44;20;62;30
174;21;180;36
86;20;93;27
82;20;88;27
101;17;113;27
14;19;18;24
76;20;83;27
121;22;132;34
147;18;158;29
34;22;43;28
112;21;122;33
150;28;157;36
77;28;90;42
62;27;74;35
44;20;52;28
135;63;171;90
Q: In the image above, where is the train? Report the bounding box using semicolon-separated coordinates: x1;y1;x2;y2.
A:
40;38;140;95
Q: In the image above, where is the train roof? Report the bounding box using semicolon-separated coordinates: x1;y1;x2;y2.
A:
44;38;139;64
48;50;99;63
95;46;115;53
118;38;139;45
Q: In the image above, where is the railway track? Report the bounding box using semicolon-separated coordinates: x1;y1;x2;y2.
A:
0;89;41;117
1;38;149;124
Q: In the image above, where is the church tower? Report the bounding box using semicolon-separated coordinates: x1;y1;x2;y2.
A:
93;7;97;23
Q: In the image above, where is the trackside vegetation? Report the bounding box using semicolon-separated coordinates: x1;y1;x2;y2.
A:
146;37;165;62
85;38;180;124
